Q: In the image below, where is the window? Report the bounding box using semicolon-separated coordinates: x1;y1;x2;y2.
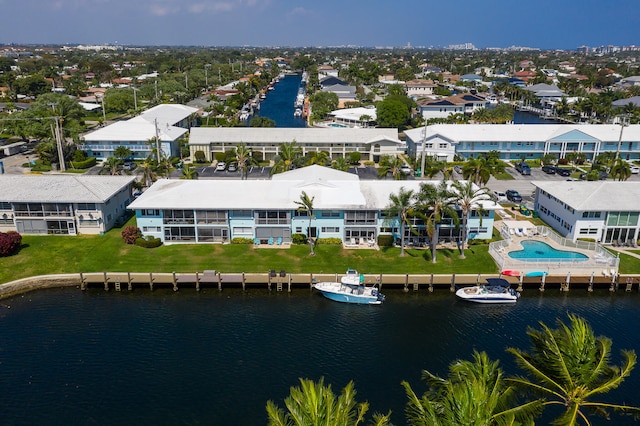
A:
143;226;162;232
294;210;309;217
141;209;160;216
582;211;601;218
321;227;339;233
439;143;447;149
345;211;377;225
77;203;97;211
579;228;598;235
230;210;252;218
295;227;302;233
320;211;340;218
233;227;252;235
163;209;195;224
256;211;289;224
0;202;11;209
196;210;227;224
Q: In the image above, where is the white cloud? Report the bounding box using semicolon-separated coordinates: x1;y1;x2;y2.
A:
187;0;271;14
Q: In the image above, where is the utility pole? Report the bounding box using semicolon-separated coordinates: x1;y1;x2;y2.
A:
420;124;428;178
615;114;629;162
154;79;158;100
154;118;161;163
48;102;66;171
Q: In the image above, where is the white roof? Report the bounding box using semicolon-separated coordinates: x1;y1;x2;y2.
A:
139;104;199;127
188;127;401;145
532;181;640;211
83;118;188;142
405;124;640;143
128;165;499;212
329;107;377;122
0;175;136;203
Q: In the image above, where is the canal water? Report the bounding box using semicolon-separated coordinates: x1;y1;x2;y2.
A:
1;287;639;425
252;74;307;128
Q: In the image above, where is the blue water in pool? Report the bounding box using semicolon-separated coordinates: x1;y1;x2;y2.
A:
508;240;589;262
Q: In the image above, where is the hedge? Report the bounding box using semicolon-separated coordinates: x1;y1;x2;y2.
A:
291;234;307;245
70;157;97;169
316;237;342;245
231;237;254;244
377;235;394;247
134;236;163;248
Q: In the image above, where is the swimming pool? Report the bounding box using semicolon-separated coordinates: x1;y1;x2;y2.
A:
508;240;589;262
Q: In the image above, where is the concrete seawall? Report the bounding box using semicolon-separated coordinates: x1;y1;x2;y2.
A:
2;271;639;300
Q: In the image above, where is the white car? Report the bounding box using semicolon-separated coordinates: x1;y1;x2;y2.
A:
215;162;226;171
400;165;412;175
493;191;508;202
630;165;640;174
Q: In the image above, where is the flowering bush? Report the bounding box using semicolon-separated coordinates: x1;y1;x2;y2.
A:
0;231;22;256
121;226;142;244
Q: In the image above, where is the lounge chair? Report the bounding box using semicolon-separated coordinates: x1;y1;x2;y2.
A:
602;269;611;277
350;237;356;246
277;237;282;245
515;229;523;237
522;228;529;237
509;228;515;235
254;238;260;245
268;237;274;245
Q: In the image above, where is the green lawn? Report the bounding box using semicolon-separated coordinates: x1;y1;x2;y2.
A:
0;224;497;284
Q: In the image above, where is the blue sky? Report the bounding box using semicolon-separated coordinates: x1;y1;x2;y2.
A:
1;0;638;49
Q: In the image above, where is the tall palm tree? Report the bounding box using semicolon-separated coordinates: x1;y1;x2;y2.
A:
266;377;391;426
138;157;157;187
294;191;315;256
271;141;302;175
378;155;405;180
100;156;122;175
234;142;256;180
385;187;415;257
451;180;491;259
610;158;631;181
402;351;541;426
507;314;640;426
415;181;459;263
307;150;330;166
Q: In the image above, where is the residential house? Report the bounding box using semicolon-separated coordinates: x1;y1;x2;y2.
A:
404;79;437;99
416;93;487;121
0;175;137;235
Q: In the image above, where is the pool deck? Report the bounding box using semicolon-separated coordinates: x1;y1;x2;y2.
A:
491;222;618;277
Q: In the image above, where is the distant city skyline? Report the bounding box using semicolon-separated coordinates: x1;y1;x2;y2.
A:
1;0;638;50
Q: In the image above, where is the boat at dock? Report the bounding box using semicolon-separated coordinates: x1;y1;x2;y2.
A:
313;269;385;305
455;278;520;304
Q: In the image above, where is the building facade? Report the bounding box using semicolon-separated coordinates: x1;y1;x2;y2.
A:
533;181;640;245
188;127;404;163
405;124;640;162
0;175;137;235
128;166;496;245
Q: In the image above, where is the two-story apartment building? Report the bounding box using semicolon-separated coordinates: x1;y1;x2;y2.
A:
128;166;497;246
0;175;137;235
188;127;403;163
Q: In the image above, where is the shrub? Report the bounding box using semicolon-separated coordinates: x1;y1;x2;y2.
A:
577;237;596;243
70;157;97;169
134;236;162;248
363;160;375;167
316;237;342;245
291;233;308;245
194;150;206;163
214;152;227;162
231;237;254;244
558;158;569;165
0;231;22;256
121;226;142;244
348;151;361;165
377;235;394;247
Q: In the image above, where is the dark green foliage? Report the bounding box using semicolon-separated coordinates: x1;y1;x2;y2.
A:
214;152;227;162
134;236;162;248
291;234;307;245
348;151;361;165
194;150;206;163
377;235;394;247
70;157;97;169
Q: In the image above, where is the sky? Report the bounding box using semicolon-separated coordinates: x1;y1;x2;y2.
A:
1;0;638;50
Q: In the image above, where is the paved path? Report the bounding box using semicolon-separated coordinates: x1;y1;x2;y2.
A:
608;246;640;260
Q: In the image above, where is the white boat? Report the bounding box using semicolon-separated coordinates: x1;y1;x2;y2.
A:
313;270;385;305
455;278;520;304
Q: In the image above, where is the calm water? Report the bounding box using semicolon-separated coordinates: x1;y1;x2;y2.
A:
1;287;639;425
253;74;307;128
509;240;589;262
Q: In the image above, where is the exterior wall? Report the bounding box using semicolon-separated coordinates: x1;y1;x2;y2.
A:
419;107;464;121
84;140;176;161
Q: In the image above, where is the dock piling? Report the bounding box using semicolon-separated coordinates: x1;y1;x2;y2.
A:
450;274;456;292
103;272;109;291
127;272;132;291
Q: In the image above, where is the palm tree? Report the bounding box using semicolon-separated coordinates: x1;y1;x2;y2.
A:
610;158;631;181
113;145;132;161
507;314;640;426
100;156;122;175
331;156;350;172
386;187;415;257
402;351;541;426
378;155;405;180
266;377;391;426
271;141;302;175
307;150;330;166
234;142;256;180
294;191;315;256
451;180;491;259
415;181;459;263
180;163;198;179
139;157;157;187
462;156;493;186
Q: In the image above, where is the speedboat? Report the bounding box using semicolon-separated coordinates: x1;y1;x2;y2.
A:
313;270;385;305
455;278;520;304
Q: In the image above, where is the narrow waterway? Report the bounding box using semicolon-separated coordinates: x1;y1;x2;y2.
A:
252;74;306;128
1;287;638;425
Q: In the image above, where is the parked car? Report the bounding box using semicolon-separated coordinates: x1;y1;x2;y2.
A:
554;166;571;177
628;163;640;174
122;161;136;171
506;189;522;202
453;165;462;174
493;191;507;202
227;162;238;172
541;165;556;174
400;164;412;175
215;161;226;171
515;162;531;175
